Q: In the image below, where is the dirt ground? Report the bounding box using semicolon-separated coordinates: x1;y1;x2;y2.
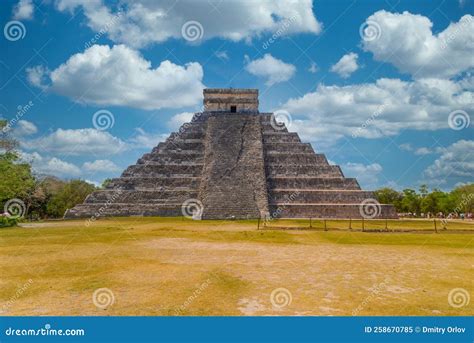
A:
0;218;472;316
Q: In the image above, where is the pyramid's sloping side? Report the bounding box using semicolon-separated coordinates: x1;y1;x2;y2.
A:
64;114;207;218
260;114;397;219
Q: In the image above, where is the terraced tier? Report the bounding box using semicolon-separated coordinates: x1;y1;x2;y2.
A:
64;117;207;219
268;203;398;219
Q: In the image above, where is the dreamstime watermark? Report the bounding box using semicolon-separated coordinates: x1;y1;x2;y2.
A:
181;198;203;220
359;20;381;42
1;279;33;314
352;279;388;315
270;110;292;131
359;198;382;219
92;288;115;309
448;288;470;308
85;190;123;227
352;104;385;138
2;100;34;133
262;15;299;49
4;20;26;41
5;324;85;337
270;288;292;309
443;193;473;225
3;198;26;219
266;191;300;222
174;277;213;315
440;15;473;50
84;9;124;49
92;109;115;131
181;21;204;42
448;110;470;130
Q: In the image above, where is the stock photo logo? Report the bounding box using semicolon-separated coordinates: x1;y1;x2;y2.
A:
92;110;115;131
92;288;115;310
359;20;381;41
448;110;470;130
358;198;382;219
181;199;204;220
448;288;470;308
270;288;292;309
4;199;26;219
181;21;204;42
270;110;292;131
4;20;26;41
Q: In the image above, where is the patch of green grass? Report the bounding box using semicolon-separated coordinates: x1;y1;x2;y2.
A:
313;231;474;249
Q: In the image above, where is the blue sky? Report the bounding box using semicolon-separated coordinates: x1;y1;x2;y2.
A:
1;0;472;190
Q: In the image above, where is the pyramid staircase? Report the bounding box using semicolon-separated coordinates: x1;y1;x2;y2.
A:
65;112;397;219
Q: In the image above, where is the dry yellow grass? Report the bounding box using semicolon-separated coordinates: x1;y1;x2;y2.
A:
0;217;472;316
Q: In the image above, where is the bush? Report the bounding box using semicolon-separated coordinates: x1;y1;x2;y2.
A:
0;216;18;227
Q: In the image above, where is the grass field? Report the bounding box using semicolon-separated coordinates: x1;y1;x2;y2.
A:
0;217;472;316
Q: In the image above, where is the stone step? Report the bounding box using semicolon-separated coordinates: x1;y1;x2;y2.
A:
168;131;206;140
269;189;374;203
106;177;200;190
150;150;204;155
265;153;328;165
64;203;184;218
138;152;204;164
122;164;204;177
135;161;201;166
152;142;204;153
85;189;198;203
268;177;360;190
268;204;398;219
264;142;314;153
265;164;343;177
262;132;300;143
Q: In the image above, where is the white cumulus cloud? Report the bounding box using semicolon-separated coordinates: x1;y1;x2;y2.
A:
245;54;296;86
83;159;120;173
341;162;383;189
55;0;322;48
12;120;37;136
13;0;34;20
330;53;359;78
423;140;474;186
167;112;195;130
129;128;169;149
27;45;204;110
283;76;473;146
20;152;82;178
24;128;128;156
362;11;474;78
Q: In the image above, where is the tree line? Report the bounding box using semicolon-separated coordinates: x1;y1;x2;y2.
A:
1;119;473;225
1;120;98;225
374;184;473;218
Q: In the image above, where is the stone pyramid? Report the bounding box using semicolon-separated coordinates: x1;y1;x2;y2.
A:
65;89;397;220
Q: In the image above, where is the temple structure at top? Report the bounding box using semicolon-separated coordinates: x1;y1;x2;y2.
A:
203;88;259;113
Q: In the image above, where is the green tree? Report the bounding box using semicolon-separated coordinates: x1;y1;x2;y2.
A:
0;119;19;152
450;184;474;214
374;188;403;211
400;188;420;215
28;177;66;219
101;178;113;188
0;121;36;213
46;180;96;218
419;184;429;197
